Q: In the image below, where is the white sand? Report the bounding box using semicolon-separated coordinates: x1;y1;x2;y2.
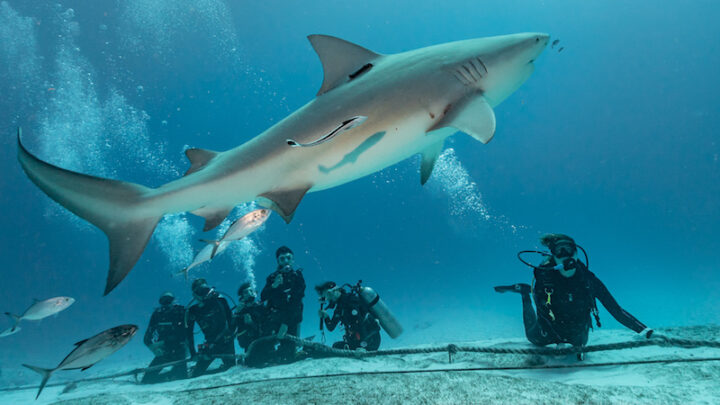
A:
2;325;719;404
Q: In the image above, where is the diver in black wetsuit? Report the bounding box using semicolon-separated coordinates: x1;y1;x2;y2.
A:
495;234;653;359
186;278;236;376
233;282;266;352
260;246;306;363
141;292;192;384
316;281;382;351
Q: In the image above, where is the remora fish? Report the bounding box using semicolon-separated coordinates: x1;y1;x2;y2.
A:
17;33;549;295
175;241;230;281
23;324;137;399
287;115;367;147
2;297;75;337
200;208;271;258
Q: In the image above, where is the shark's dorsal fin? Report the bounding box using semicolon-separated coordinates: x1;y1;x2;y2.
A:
184;148;219;176
191;206;234;231
308;35;381;96
74;338;88;346
429;95;496;144
420;141;444;185
258;186;311;223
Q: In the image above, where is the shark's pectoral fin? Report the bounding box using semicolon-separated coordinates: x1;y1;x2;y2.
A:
308;35;382;95
429;95;496;144
184;148;219;176
258;186;311;223
191;206;234;231
420;141;444;185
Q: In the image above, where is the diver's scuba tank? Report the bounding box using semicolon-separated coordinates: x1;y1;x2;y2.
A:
355;281;403;339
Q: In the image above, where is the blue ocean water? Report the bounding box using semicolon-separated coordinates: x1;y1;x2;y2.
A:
0;0;718;387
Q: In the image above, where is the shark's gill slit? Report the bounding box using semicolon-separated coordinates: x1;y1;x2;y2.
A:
348;63;373;80
468;59;484;78
476;58;488;74
462;65;478;82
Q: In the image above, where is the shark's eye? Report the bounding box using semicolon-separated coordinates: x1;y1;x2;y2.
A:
536;37;540;43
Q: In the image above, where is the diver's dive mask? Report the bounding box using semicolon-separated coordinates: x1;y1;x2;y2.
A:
159;295;174;306
550;241;576;259
193;284;213;300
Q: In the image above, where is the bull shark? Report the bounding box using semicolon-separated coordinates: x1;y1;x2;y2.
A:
17;33;549;295
23;324;137;399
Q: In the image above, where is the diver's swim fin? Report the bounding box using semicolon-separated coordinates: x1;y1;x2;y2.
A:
493;283;531;294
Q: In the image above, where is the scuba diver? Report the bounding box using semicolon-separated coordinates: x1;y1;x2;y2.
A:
141;292;192;384
186;278;236;376
315;281;382;351
495;233;653;360
233;282;266;352
260;246;306;363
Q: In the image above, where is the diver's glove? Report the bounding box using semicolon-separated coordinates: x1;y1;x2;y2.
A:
277;323;289;339
639;327;655;339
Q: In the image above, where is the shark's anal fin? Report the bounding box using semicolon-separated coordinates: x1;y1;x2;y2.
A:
308;35;381;96
420;142;444;185
429;94;496;144
258;186;311;223
184;148;219;176
191;206;234;231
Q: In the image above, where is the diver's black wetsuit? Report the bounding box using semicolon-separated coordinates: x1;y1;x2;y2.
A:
186;292;235;376
324;290;381;351
260;267;305;362
523;259;646;347
233;301;267;351
142;304;192;384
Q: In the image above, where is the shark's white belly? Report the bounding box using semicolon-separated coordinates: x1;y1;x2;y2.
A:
307;112;445;191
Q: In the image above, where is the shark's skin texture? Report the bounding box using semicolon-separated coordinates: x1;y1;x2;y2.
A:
17;33;549;295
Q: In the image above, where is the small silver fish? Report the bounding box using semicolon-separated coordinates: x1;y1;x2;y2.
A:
0;325;21;338
2;297;75;338
287;115;367;147
24;324;138;399
175;241;231;280
551;39;560;48
200;208;271;258
558;47;564;53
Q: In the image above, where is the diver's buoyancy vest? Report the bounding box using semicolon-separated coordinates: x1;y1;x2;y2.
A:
532;264;595;335
152;305;187;345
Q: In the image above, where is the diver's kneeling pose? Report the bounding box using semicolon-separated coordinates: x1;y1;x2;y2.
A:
496;234;653;359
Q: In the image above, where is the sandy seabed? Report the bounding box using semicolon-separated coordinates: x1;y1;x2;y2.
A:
2;325;719;404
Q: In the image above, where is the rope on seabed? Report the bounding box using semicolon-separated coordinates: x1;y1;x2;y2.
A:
266;334;720;361
177;356;720;395
2;334;720;393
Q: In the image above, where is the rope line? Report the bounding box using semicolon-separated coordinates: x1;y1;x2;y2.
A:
2;335;718;394
178;356;720;395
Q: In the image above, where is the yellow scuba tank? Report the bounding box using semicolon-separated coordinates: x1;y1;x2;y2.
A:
356;283;403;339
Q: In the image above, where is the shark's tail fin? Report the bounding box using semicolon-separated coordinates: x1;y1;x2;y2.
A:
198;239;222;259
17;129;162;295
23;364;55;399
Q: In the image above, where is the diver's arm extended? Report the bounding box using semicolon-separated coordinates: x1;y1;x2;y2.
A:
591;274;646;333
